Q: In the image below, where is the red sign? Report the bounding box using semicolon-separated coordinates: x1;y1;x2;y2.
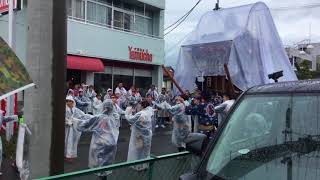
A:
0;0;17;14
128;46;153;62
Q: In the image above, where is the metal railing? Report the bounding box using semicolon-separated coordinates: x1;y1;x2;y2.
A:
36;151;200;180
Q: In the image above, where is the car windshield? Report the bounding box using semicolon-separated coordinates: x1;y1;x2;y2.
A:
207;94;320;180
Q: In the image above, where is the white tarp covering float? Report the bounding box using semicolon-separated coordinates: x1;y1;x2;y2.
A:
174;2;297;94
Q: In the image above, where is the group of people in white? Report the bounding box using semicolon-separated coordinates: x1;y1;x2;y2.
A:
64;82;235;177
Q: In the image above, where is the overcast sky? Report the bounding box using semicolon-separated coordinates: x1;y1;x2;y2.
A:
164;0;320;67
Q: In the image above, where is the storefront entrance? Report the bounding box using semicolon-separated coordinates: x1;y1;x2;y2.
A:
94;61;154;96
67;69;82;87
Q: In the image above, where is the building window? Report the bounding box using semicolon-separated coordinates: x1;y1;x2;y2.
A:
146;17;153;35
134;15;145;34
134;15;153;35
135;5;144;16
67;0;159;38
67;0;85;20
67;0;73;17
95;0;112;4
87;1;112;26
114;10;124;29
75;0;85;20
124;13;134;31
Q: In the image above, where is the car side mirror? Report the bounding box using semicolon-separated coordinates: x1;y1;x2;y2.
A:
185;133;207;156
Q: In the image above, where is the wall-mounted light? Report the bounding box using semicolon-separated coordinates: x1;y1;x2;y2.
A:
76;49;84;55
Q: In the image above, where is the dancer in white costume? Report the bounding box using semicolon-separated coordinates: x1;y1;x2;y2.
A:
65;96;92;161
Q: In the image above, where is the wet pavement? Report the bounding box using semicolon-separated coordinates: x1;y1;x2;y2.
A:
64;120;177;173
1;121;177;179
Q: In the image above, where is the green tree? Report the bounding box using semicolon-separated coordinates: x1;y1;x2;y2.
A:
295;60;313;80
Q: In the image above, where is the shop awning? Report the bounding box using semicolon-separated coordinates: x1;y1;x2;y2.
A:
67;55;104;72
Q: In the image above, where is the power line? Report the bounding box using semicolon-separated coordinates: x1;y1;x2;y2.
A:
164;0;202;36
164;15;190;36
165;0;201;31
164;8;198;36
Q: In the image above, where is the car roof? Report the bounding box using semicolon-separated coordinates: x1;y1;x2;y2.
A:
246;79;320;94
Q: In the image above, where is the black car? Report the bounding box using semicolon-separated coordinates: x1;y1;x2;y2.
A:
182;80;320;180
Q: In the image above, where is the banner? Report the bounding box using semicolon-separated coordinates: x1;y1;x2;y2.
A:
0;0;17;14
0;37;34;100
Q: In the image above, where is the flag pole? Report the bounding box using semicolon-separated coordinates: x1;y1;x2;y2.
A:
6;0;15;141
8;0;13;47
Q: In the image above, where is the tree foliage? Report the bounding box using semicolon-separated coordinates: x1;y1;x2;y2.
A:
0;37;33;95
295;60;313;80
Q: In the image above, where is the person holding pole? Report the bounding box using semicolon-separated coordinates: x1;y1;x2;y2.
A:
0;110;18;175
125;100;153;171
153;96;191;152
75;100;120;178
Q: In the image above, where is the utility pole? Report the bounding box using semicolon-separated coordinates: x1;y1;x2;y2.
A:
24;0;66;178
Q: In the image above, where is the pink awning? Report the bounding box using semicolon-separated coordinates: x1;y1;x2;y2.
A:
67;55;104;72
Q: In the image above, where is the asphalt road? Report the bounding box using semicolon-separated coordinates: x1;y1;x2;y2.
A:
64;120;177;173
0;120;177;180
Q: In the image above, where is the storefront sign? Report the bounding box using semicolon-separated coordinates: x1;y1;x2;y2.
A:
128;46;153;62
0;0;17;14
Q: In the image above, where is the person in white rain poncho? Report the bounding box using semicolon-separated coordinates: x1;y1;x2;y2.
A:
125;100;153;171
104;88;113;100
110;94;128;128
86;85;97;114
214;93;235;125
92;94;103;115
74;89;90;113
114;83;127;96
110;94;125;116
0;110;18;175
76;100;120;176
126;94;142;112
65;96;92;161
154;96;191;152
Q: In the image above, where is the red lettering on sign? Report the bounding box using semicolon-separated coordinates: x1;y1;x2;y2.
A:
128;46;153;62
